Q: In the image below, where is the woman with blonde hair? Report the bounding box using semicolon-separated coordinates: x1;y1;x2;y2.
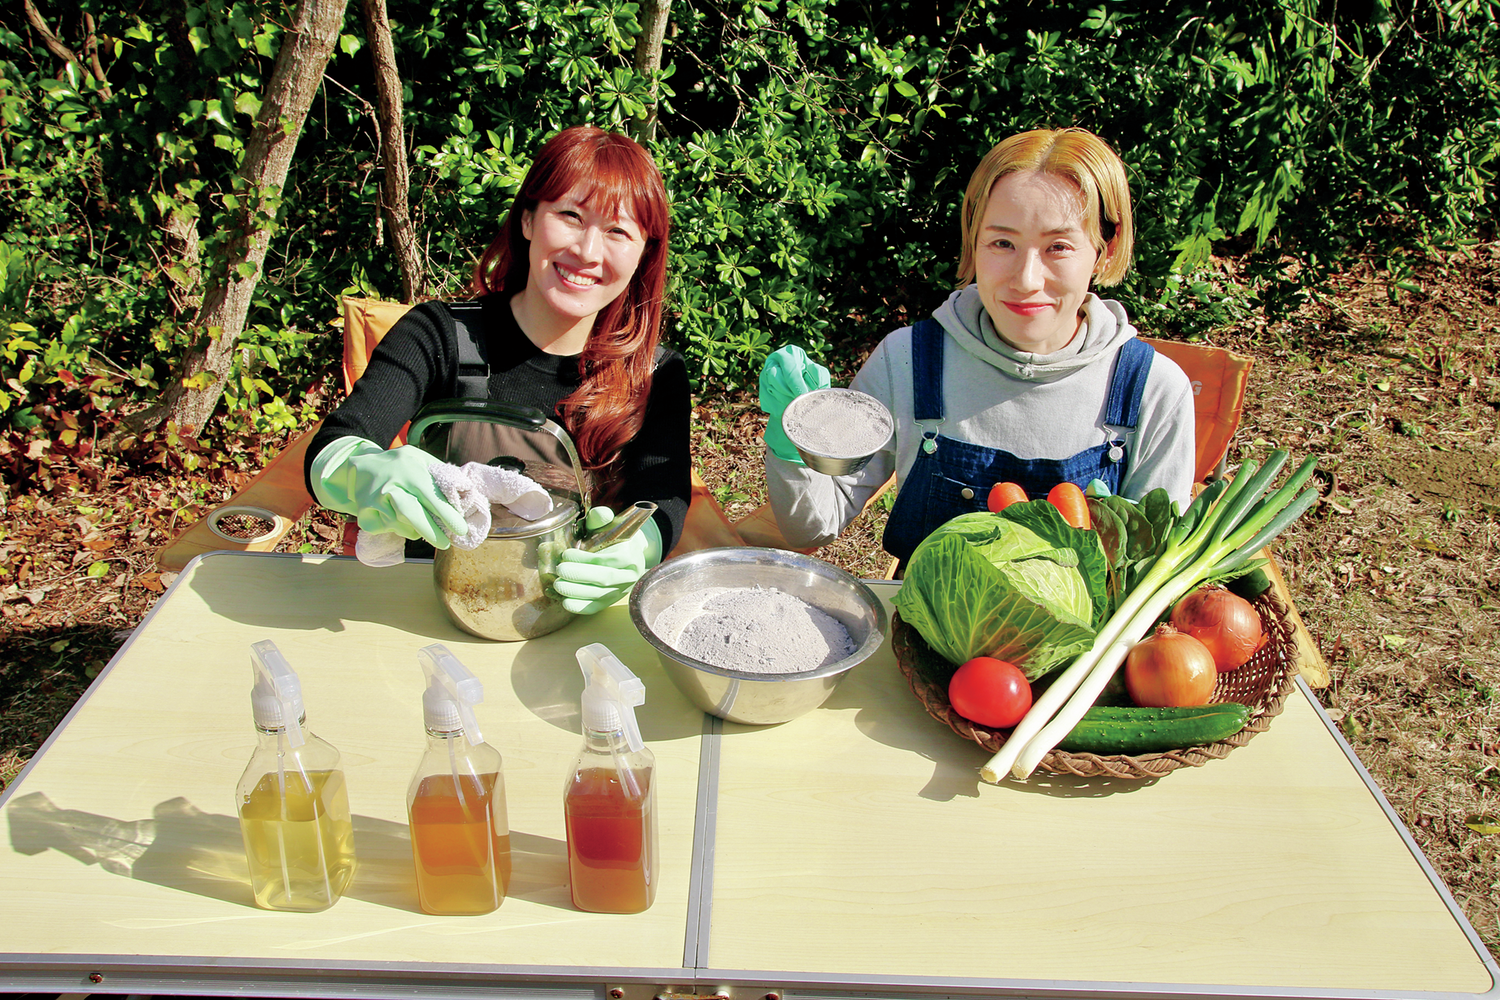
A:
307;125;689;613
761;127;1196;563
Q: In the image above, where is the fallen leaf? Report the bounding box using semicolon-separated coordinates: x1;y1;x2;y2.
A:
134;572;164;593
1465;814;1500;836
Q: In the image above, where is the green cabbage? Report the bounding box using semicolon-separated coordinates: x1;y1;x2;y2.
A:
892;504;1111;679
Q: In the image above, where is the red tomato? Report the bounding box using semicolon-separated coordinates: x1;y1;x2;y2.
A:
948;656;1032;729
987;482;1028;513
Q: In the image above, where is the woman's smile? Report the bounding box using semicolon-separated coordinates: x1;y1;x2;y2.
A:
554;262;600;287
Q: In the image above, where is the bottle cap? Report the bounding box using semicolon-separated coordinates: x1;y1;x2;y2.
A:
250;639;305;747
418;643;484;744
576;643;645;752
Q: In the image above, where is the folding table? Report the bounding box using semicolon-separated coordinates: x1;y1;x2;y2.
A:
1;552;1491;1000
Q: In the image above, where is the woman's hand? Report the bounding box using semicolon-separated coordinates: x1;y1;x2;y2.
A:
310;435;467;547
554;506;664;615
759;345;830;463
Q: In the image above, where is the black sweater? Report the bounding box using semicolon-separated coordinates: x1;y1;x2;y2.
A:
306;295;692;552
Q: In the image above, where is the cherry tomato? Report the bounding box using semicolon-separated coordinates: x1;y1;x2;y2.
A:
948;656;1032;729
987;482;1028;513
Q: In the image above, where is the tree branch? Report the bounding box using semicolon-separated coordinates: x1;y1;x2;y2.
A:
22;0;80;66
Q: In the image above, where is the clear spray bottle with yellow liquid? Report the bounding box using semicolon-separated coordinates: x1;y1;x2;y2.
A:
406;643;511;915
236;640;357;911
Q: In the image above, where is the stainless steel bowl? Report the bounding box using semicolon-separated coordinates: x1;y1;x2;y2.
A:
781;387;894;476
629;547;887;725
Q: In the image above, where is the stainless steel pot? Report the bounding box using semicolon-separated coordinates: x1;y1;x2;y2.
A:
411;400;653;642
416;400;582;641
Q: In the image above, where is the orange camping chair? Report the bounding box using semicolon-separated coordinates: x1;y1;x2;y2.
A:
718;335;1252;555
707;336;1326;685
157;296;746;569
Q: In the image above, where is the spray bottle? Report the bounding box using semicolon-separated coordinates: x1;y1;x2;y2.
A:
407;643;511;915
563;643;657;913
236;640;357;911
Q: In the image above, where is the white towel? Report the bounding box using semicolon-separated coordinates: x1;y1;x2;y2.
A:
355;461;553;568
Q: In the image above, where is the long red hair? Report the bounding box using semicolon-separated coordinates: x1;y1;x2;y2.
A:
472;127;671;498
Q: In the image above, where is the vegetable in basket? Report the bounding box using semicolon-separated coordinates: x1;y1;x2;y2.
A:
981;450;1319;782
891;503;1111;680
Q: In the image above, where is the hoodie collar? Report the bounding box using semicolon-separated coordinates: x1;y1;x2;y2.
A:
932;285;1137;383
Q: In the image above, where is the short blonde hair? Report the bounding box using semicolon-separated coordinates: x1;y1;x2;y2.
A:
956;128;1134;287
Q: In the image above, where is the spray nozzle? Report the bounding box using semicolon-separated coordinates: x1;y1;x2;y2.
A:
576;643;645;752
250;639;305;747
418;643;484;745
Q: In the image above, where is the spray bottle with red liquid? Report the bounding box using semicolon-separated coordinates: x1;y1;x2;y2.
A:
564;643;657;913
406;643;511;915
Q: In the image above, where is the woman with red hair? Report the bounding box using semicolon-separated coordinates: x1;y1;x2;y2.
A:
306;126;688;614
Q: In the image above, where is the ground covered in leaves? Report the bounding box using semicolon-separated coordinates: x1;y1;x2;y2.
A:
3;244;1499;962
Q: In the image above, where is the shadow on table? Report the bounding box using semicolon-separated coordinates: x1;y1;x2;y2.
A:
822;659;1162;801
6;792;572;911
506;611;708;745
185;555;461;640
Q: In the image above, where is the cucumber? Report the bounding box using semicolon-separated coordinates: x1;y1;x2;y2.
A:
1057;702;1251;755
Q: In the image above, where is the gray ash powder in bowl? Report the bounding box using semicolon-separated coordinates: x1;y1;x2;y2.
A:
652;586;856;674
782;388;893;460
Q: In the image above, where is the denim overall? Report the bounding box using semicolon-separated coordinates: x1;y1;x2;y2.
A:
881;318;1155;563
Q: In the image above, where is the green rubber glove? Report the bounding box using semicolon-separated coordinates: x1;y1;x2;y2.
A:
309;435;467;548
1085;478;1138;504
759;345;830;464
553;506;663;615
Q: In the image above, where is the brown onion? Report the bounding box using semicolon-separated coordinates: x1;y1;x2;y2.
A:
1125;624;1217;708
1171;585;1263;672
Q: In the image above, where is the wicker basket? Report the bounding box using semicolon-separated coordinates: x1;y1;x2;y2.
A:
894;588;1300;779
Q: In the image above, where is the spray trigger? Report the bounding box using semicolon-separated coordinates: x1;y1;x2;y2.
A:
418;643;484;745
250;639;305;747
576;643;645;752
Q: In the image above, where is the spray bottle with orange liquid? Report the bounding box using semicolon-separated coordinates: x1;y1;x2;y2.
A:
564;643;657;913
406;643;511;915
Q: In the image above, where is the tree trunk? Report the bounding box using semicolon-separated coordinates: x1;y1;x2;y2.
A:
161;206;202;318
361;0;424;302
147;0;350;436
630;0;673;143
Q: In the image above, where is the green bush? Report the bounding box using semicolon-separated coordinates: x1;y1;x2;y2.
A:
0;0;1495;448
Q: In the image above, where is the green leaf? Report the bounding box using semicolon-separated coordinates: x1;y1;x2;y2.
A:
234;91;262;118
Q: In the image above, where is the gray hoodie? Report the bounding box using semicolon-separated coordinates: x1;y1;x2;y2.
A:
766;286;1196;550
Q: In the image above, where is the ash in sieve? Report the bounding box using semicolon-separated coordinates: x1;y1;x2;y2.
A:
653;586;856;674
782;388;893;460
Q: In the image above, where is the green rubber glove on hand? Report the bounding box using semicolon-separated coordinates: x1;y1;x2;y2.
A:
553;505;663;616
310;435;467;548
759;345;830;464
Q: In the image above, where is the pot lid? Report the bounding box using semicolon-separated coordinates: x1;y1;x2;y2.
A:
486;494;580;538
409;399;594;520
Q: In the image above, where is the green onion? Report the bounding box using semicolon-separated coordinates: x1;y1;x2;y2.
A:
979;452;1319;784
